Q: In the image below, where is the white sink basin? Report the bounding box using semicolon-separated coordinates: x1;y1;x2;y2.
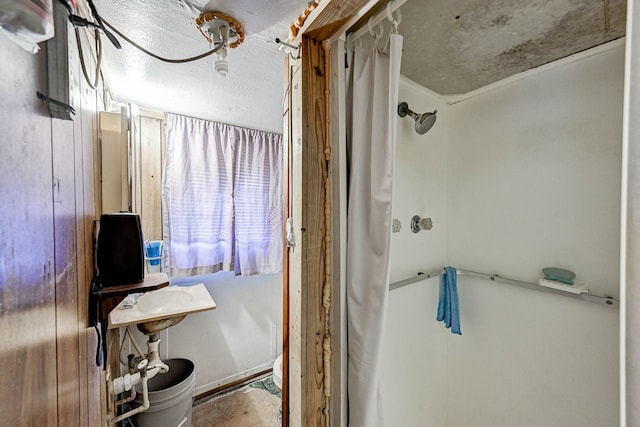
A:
109;283;216;330
137;290;193;314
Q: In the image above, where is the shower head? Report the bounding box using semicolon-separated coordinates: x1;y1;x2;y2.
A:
398;102;437;135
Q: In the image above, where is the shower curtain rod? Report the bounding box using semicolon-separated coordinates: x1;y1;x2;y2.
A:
346;0;407;44
389;268;618;306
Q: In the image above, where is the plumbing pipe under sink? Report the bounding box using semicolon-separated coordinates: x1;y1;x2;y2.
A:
107;283;215;424
110;340;170;424
111;372;150;424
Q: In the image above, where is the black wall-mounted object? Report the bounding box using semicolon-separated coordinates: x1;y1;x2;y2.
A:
97;213;145;286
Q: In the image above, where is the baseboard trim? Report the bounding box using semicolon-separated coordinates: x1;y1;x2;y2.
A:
194;366;274;402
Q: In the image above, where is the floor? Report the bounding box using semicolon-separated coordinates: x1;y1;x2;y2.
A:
192;376;282;427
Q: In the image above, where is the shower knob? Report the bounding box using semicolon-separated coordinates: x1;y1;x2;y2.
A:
419;217;433;230
411;215;433;233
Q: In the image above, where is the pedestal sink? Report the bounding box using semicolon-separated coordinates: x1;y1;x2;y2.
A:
109;283;216;333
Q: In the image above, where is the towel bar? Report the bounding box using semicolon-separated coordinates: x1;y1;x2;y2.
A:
389;268;618;306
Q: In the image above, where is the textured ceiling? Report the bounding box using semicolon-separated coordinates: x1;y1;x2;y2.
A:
94;0;627;133
94;0;308;133
398;0;626;95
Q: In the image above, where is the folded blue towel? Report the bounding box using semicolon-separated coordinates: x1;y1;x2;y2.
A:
437;266;462;335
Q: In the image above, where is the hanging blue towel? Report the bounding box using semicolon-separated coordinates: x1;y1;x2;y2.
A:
437;266;462;335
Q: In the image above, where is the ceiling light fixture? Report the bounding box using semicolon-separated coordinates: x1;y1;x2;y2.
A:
196;11;244;77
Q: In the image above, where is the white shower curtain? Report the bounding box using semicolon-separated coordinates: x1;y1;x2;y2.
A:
346;33;403;427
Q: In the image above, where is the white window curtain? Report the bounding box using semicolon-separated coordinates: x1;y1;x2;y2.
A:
162;113;283;277
345;33;403;427
233;128;284;275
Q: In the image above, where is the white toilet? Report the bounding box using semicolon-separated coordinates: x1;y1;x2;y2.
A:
273;354;283;391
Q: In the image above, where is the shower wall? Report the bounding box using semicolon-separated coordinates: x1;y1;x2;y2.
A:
382;78;450;426
382;41;623;426
446;42;622;427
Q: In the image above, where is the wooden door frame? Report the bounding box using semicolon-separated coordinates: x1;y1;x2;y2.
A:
284;1;379;425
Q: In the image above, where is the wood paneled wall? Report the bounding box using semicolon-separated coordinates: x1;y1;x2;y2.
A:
134;112;166;241
0;24;105;427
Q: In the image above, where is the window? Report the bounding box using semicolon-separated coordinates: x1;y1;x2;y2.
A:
162;113;283;277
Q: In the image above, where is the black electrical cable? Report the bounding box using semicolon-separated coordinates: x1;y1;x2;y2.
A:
86;0;121;49
61;0;227;64
100;17;226;64
57;0;106;89
75;27;102;90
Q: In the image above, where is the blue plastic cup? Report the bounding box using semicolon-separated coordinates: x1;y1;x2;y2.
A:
146;241;162;266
